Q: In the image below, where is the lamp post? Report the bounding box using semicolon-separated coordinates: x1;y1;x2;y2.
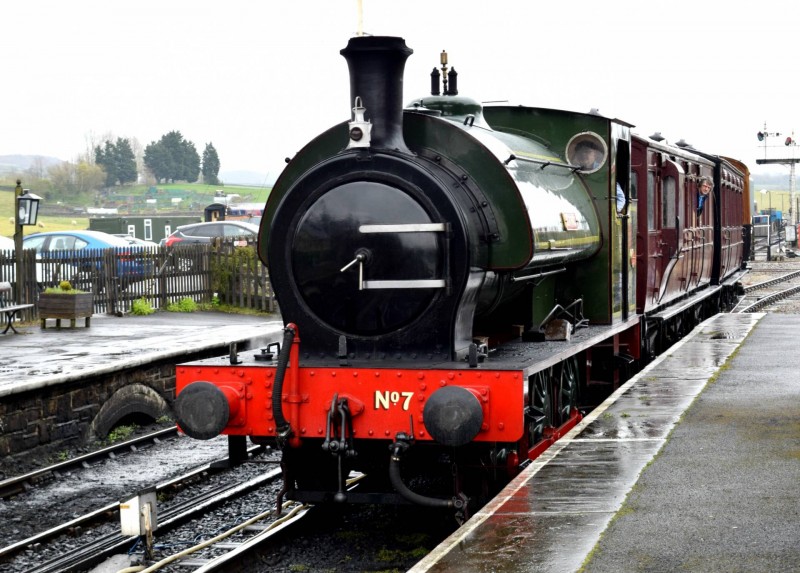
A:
760;190;771;260
13;179;42;300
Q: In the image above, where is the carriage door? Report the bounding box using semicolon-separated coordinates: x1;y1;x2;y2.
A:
616;140;632;319
644;169;662;307
657;160;687;301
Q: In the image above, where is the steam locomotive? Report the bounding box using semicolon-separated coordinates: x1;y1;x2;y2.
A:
174;36;749;518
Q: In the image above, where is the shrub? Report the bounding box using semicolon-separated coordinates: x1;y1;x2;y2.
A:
210;245;258;299
43;280;85;294
106;424;136;444
131;297;155;315
166;297;198;312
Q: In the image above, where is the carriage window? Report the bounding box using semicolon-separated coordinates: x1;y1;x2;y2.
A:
631;172;638;200
647;171;656;230
662;176;676;228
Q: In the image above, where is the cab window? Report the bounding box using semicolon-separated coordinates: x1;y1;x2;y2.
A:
566;132;607;174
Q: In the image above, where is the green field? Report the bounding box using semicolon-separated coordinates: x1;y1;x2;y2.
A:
0;182;270;239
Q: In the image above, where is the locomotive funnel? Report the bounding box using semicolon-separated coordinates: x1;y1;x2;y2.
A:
340;36;412;153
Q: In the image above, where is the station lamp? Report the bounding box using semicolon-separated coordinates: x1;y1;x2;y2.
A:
13;180;44;302
17;190;42;226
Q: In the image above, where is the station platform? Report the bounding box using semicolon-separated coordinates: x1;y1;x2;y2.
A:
0;311;284;398
410;312;800;573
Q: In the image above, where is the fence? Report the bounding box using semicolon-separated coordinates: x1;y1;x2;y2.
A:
0;242;277;327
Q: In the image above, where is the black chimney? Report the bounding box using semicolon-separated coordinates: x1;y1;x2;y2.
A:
340;36;412;153
430;67;441;96
447;68;458;95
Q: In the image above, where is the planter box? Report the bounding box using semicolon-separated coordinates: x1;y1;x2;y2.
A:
38;292;94;329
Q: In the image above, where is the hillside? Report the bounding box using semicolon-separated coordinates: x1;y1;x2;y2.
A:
0;154;62;172
0;154;273;187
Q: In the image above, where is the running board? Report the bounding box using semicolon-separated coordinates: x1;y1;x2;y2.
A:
650;285;722;322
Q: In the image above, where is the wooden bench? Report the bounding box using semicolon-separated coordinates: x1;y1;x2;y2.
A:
0;281;35;334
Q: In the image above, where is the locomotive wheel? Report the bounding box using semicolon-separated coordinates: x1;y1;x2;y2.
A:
527;370;552;444
554;357;579;425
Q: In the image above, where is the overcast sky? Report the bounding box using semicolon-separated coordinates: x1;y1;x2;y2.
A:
4;0;799;183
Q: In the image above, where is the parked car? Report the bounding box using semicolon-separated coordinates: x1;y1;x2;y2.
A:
164;221;259;247
113;234;160;248
22;230;154;287
0;236;47;284
0;235;57;283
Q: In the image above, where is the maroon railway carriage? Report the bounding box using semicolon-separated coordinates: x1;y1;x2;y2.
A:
633;134;747;355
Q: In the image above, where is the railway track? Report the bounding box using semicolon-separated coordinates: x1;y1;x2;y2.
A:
1;429;382;573
163;501;312;573
0;427;285;572
0;444;271;561
4;453;449;573
18;468;287;573
0;427;179;500
6;473;379;572
732;264;800;313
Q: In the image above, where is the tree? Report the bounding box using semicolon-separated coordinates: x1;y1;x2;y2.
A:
95;137;138;187
142;139;172;183
180;140;200;183
48;160;105;197
143;131;200;183
95;141;117;187
115;138;138;185
202;142;221;185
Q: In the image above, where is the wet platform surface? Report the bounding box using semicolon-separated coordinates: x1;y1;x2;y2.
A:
410;312;800;573
0;311;284;398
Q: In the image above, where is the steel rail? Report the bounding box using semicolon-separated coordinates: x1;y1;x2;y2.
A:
0;427;178;499
150;474;365;572
18;468;282;573
736;283;800;313
140;501;311;572
729;269;800;313
742;269;800;293
0;443;269;561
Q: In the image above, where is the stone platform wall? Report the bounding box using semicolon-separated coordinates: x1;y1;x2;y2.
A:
0;346;232;475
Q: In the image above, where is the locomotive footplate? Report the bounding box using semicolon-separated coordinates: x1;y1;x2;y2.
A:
199;316;642;375
469;315;642;378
